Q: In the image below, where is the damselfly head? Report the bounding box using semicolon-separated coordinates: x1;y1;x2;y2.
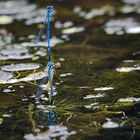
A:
46;6;54;16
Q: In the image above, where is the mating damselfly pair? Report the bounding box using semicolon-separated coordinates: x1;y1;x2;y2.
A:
35;6;60;102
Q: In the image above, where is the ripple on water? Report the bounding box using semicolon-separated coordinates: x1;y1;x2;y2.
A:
3;89;15;93
122;0;140;4
0;16;13;25
37;105;56;111
24;125;76;140
116;67;134;72
94;87;114;91
121;5;136;14
116;64;140;72
55;21;74;29
19;71;47;82
59;73;73;77
0;1;37;24
84;93;105;99
104;18;140;35
0;1;55;26
0;71;47;84
123;60;135;63
84;103;99;109
1;48;28;55
0;29;13;46
118;97;140;102
102;119;119;129
0;70;14;82
0;44;33;60
2;114;11;118
21;36;64;47
0;118;3;124
73;5;115;19
62;27;85;34
25;9;54;25
1;63;41;72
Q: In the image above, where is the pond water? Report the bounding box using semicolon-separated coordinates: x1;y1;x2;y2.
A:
0;0;140;140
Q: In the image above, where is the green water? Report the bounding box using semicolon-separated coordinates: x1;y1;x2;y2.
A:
0;0;140;140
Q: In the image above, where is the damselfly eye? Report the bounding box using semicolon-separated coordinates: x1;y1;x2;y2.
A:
47;6;54;15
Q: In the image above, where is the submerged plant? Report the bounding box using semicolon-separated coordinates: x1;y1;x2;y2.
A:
35;6;59;102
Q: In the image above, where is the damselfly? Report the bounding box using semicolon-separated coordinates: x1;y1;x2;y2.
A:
35;6;57;102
